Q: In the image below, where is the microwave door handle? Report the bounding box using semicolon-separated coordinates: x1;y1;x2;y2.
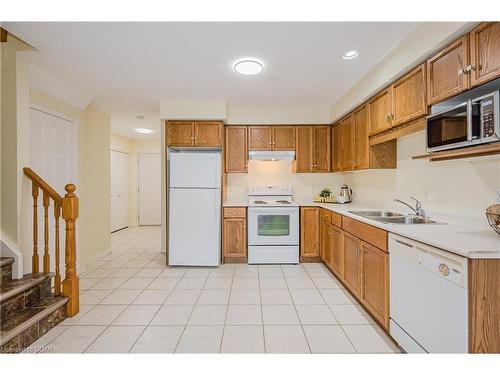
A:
467;99;473;142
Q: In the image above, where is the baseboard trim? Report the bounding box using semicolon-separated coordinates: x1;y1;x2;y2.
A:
78;249;112;275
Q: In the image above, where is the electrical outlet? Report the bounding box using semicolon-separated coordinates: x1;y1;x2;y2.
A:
496;189;500;203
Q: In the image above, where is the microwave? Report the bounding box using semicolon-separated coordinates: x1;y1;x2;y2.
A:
426;91;500;152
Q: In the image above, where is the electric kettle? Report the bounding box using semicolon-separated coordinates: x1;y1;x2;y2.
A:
339;184;352;203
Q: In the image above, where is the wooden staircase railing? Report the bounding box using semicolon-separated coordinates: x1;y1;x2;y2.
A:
23;167;79;317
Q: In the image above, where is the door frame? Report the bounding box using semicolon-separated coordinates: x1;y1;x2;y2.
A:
110;149;129;233
138;152;161;226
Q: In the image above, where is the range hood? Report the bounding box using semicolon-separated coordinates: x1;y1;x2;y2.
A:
248;151;295;161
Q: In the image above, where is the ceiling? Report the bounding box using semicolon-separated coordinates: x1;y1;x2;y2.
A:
5;22;420;116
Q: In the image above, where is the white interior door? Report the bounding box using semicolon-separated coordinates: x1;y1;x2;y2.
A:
111;150;129;232
30;107;78;276
138;153;161;225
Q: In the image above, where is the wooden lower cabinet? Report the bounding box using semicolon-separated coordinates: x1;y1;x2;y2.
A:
329;224;344;278
300;207;320;261
320;216;331;265
360;241;389;328
343;232;362;297
222;207;247;263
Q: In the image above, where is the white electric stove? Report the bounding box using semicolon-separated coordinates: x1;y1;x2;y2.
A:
247;186;299;264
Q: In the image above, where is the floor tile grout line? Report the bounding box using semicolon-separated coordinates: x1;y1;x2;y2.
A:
283;263;312;354
217;267;234;353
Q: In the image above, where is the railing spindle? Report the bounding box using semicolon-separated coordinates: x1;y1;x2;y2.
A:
54;203;62;295
43;191;50;274
32;183;39;274
62;183;79;317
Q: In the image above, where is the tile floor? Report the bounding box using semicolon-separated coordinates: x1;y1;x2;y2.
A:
27;226;400;354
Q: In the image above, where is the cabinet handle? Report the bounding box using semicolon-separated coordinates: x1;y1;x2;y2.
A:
458;68;465;75
465;64;477;72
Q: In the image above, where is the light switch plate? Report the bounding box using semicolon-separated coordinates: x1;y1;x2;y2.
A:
496;188;500;203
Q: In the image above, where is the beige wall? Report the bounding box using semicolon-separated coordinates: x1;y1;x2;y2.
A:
110;133;161;227
80;106;111;263
342;131;500;220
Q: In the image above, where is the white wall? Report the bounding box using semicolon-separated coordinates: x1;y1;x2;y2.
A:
227;161;343;203
227;104;330;124
342;131;500;220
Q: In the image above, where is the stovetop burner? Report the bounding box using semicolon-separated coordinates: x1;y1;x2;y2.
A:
253;200;267;204
275;200;291;204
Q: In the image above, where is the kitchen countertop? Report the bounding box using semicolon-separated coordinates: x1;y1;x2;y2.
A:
296;200;500;259
222;198;499;258
223;201;248;207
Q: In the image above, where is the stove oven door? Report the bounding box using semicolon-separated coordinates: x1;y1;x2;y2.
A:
247;207;299;246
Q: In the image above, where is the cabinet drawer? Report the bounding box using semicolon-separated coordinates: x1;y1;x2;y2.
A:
342;216;387;252
223;207;246;218
320;209;331;223
331;212;342;228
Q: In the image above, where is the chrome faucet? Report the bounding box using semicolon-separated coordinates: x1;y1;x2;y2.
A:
393;197;425;217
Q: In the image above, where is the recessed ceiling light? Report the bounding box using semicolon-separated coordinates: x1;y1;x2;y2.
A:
135;128;154;134
342;50;359;60
233;58;264;75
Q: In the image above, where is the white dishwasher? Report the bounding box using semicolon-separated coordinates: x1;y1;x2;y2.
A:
389;233;468;353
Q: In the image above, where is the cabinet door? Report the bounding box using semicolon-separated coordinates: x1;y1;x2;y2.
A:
343;232;361;297
223;218;247;262
360;241;389;328
272;126;296;150
300;207;320;259
368;88;393;135
341;116;354;171
167;121;194;146
194;122;223;147
248;126;272;150
320;218;330;263
353;105;369;170
426;36;469;105
470;22;500;87
312;126;331;172
392;64;427;126
332;123;343;172
296;126;313;172
225;126;247;173
330;225;344;278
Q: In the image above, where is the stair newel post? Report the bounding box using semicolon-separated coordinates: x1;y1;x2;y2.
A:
32;182;40;274
54;203;62;295
62;183;79;317
43;191;50;274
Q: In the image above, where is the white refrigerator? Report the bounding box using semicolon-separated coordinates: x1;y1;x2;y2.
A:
168;150;221;266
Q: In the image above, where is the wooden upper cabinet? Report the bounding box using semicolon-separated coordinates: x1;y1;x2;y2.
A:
166;121;194;146
194;122;223;146
248;126;272;150
469;22;500;87
353;105;369;170
392;64;427;126
332;123;343;172
272;126;296;150
426;36;470;105
360;241;389;329
225;126;247;173
300;207;320;259
312;126;331;172
368;87;393;136
343;232;361;297
340;115;354;171
296;126;313;172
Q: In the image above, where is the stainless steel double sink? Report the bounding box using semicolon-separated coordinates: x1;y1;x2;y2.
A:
349;210;444;225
